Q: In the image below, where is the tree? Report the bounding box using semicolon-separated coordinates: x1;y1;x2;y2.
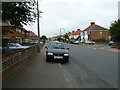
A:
1;1;39;47
63;34;69;42
40;35;47;43
40;35;47;40
110;20;120;48
2;1;37;27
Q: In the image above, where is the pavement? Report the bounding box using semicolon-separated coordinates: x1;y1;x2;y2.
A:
3;47;69;88
71;43;119;53
98;47;119;53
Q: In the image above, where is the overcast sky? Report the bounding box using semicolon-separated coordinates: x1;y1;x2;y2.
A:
24;0;119;38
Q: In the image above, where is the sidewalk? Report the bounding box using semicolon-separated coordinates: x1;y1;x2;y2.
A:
3;48;69;88
98;47;119;53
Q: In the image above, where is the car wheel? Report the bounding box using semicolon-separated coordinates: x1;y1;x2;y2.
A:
46;58;49;62
65;59;69;63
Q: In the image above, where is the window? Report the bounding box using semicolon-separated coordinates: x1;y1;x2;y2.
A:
16;28;21;32
16;28;19;32
22;31;25;34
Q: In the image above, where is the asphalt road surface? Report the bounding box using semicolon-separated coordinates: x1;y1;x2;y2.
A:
61;44;118;88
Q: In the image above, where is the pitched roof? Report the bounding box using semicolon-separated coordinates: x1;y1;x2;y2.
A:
51;29;82;39
84;22;108;31
67;29;82;36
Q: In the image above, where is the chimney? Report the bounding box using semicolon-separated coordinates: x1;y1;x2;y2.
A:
91;22;95;25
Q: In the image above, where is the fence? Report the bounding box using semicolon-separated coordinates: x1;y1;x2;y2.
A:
2;45;39;80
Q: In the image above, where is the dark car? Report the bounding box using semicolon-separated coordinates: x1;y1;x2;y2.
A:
45;42;69;63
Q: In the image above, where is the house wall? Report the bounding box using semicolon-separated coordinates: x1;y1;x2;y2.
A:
84;31;88;41
3;26;16;42
3;26;35;44
90;31;109;40
80;30;109;42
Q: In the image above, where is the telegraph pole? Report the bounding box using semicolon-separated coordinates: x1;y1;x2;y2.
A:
37;0;40;52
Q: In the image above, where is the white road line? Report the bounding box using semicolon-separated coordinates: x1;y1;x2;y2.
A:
59;63;73;88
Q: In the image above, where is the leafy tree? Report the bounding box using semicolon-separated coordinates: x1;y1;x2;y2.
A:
40;35;47;43
1;1;40;47
57;37;61;41
1;1;39;35
63;34;69;41
110;20;120;42
63;34;69;43
110;20;120;48
2;1;37;27
40;35;47;40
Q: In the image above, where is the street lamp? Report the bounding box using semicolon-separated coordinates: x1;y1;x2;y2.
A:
60;28;65;41
60;28;65;36
100;31;103;43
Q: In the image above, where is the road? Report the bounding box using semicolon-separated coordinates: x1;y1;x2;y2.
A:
61;44;118;88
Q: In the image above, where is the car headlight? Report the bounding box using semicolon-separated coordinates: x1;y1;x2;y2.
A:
64;54;69;56
47;53;53;55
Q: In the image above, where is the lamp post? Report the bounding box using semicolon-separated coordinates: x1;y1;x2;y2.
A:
100;31;103;43
60;28;65;41
37;0;40;52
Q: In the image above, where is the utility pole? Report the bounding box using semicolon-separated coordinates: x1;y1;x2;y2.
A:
37;0;41;52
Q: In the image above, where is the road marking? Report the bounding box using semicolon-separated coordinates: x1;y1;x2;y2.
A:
59;63;73;88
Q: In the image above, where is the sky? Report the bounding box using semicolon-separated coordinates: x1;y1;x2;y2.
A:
24;0;120;38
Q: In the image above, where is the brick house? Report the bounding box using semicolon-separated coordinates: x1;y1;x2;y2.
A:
80;22;110;42
2;25;31;44
28;31;38;40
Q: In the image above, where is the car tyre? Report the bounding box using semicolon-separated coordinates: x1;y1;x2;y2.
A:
46;58;49;62
65;60;69;63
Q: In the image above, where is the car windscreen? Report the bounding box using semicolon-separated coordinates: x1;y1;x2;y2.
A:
48;43;66;49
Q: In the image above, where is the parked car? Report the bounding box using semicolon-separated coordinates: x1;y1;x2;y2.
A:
7;43;30;50
108;41;114;46
45;42;69;63
85;40;95;44
71;40;85;44
40;42;44;45
29;40;34;44
72;40;80;44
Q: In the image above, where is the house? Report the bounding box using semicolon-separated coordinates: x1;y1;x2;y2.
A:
2;25;30;44
81;22;109;42
28;31;38;40
67;29;82;40
50;29;82;41
2;25;38;44
51;35;61;40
